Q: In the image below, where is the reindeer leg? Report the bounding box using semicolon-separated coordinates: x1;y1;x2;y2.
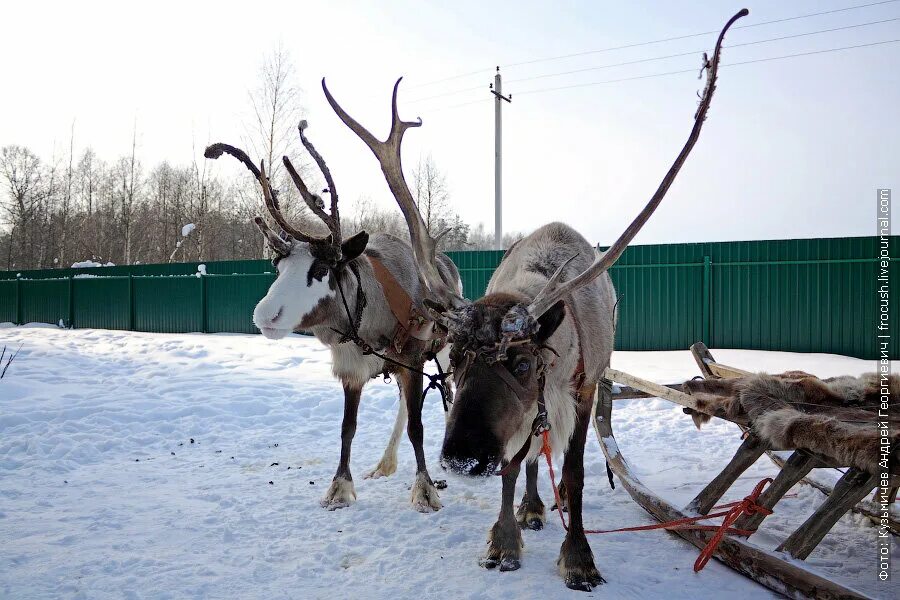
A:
401;367;442;511
320;380;362;510
558;384;605;591
480;461;523;571
365;390;407;479
517;459;546;530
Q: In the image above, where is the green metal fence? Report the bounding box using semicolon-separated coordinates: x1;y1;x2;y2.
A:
1;236;895;360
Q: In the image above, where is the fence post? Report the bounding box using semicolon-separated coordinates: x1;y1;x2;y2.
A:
15;277;22;326
200;274;208;333
128;275;135;331
702;255;711;345
68;276;75;328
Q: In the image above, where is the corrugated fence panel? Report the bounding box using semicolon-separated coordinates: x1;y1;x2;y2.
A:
74;277;130;330
1;237;896;359
21;279;68;326
0;259;273;281
206;274;275;334
133;277;202;333
0;280;16;323
609;263;705;351
445;250;504;299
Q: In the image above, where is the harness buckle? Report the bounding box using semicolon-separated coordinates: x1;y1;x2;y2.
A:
534;409;551;436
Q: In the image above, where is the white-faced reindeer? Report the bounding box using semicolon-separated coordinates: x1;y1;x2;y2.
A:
370;10;746;591
204;107;461;512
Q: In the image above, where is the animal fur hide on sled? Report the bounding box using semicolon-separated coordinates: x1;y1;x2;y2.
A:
682;372;899;476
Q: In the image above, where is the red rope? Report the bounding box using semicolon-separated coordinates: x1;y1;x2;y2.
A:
540;431;774;572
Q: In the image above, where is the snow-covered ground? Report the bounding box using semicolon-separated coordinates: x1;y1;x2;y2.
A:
0;325;895;599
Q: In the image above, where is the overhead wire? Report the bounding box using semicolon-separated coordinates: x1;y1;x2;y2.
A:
402;0;899;92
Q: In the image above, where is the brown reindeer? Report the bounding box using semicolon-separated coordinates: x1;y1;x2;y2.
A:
204;120;461;512
326;9;747;590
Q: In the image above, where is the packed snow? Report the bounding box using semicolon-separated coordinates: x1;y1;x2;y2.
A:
70;260;116;269
0;325;894;599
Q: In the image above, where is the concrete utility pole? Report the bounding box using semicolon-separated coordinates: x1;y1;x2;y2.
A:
490;67;511;250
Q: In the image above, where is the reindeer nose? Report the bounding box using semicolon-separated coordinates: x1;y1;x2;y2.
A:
268;306;284;325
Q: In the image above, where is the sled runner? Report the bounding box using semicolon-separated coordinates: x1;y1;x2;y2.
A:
596;342;898;599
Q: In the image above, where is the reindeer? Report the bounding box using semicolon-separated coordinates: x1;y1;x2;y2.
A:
204;111;461;512
338;10;745;591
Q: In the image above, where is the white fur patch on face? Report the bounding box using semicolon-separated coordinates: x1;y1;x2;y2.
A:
252;244;334;338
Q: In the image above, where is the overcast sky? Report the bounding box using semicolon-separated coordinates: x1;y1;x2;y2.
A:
1;0;898;245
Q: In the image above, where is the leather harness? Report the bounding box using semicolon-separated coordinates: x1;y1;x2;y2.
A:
367;255;446;355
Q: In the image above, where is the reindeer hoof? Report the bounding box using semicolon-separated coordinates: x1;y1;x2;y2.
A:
320;477;356;510
410;472;442;512
516;497;546;531
364;457;397;479
499;557;521;572
482;517;523;571
558;536;605;591
564;573;606;592
478;556;521;571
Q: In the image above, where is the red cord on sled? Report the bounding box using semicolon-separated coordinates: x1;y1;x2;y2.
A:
540;431;774;572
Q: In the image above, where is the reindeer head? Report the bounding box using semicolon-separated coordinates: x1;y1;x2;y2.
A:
438;294;566;475
205;124;369;339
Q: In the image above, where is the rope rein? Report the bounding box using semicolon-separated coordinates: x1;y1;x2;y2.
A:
540;430;775;572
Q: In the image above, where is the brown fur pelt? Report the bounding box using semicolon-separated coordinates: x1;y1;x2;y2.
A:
682;372;900;475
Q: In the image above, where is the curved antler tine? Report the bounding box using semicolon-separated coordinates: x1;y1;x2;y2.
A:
323;76;467;310
253;216;292;255
297;121;340;240
204;143;262;179
389;77;422;140
322;78;382;153
206;141;329;243
282;155;329;221
528;254;578;316
258;159;321;244
528;8;749;319
434;226;454;244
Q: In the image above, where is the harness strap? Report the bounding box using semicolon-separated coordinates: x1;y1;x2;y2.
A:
368;255;443;353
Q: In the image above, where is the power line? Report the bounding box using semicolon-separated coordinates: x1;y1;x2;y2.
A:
506;17;900;85
512;38;900;97
405;84;485;105
404;0;898;91
504;0;900;69
420;38;899;111
407;16;900;107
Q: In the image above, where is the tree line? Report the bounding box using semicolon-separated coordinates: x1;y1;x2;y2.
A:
0;141;518;272
0;46;518;272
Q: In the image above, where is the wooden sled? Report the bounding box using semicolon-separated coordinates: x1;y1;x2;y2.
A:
688;342;899;536
596;343;898;599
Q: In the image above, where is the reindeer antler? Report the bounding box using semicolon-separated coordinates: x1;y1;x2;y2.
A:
323;77;466;309
528;8;749;319
204;123;343;248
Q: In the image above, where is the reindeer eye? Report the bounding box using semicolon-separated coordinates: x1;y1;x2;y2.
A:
513;358;530;376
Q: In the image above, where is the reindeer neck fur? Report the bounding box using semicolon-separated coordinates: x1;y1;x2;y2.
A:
485;222;619;457
304;232;460;389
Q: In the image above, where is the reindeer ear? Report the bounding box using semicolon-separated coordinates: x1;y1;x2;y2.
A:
534;301;566;345
341;231;369;261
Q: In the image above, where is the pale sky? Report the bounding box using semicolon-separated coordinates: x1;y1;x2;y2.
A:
1;0;898;244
